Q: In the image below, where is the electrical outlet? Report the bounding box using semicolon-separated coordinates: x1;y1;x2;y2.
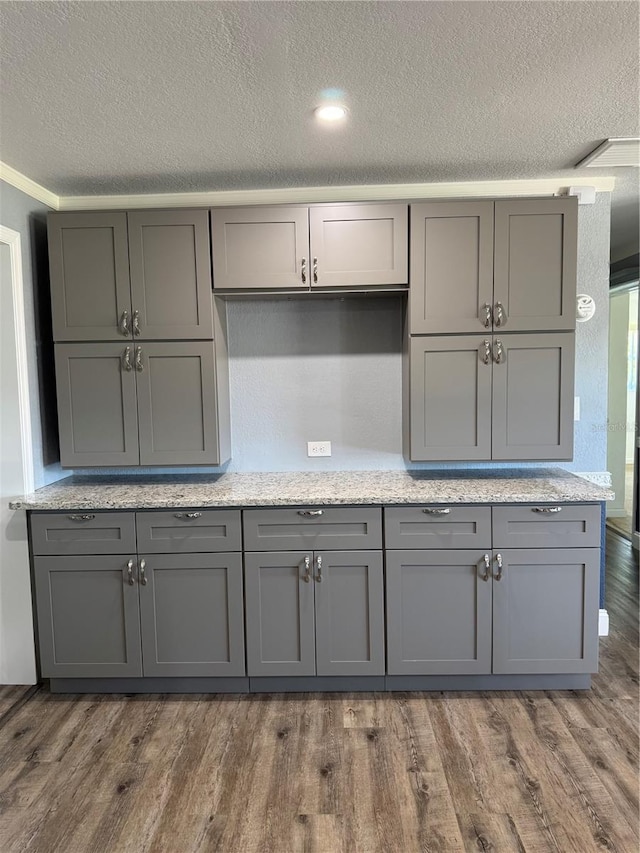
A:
307;440;331;457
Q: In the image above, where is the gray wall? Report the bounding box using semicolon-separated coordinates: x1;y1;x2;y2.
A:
0;180;62;489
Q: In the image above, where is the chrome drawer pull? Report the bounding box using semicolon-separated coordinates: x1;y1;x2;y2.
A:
298;510;324;517
301;258;307;284
119;310;130;336
315;554;323;583
494;553;504;581
481;303;492;328
313;257;318;284
303;555;312;583
68;514;95;521
126;558;135;586
174;512;203;519
481;339;492;365
139;558;147;586
132;310;141;336
481;554;491;582
494;301;507;327
533;506;562;514
422;508;451;515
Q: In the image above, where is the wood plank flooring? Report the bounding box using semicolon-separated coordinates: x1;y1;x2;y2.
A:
1;531;637;852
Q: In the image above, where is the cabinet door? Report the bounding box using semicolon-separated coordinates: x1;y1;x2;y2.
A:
33;556;142;678
494;198;577;332
135;342;222;466
491;333;575;460
492;548;599;674
54;343;140;467
309;204;408;288
139;553;245;677
386;550;492;675
48;212;132;341
409;336;492;461
244;552;315;676
127;209;213;339
211;207;309;290
409;202;494;334
314;551;384;676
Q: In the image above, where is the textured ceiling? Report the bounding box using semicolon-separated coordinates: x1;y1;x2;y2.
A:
1;0;638;255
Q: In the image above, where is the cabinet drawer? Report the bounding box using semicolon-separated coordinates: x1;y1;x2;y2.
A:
135;510;241;553
30;512;136;556
492;504;601;548
384;506;491;549
243;507;382;551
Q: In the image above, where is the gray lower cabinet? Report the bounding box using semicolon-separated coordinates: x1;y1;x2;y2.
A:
386;550;493;675
244;550;384;677
409;333;574;461
34;555;143;678
139;553;245;677
55;341;226;467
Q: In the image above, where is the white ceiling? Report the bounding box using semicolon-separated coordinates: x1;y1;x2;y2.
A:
1;0;638;256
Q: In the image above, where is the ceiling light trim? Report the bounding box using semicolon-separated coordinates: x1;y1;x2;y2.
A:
56;178;616;211
0;162;60;209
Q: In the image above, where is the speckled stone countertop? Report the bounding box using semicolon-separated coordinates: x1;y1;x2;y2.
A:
9;469;613;511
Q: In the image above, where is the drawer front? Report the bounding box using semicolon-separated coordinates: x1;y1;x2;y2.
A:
492;504;601;548
243;507;382;551
135;510;242;553
384;506;491;549
30;512;136;556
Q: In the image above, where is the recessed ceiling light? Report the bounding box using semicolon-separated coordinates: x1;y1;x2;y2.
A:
314;105;348;122
575;138;640;168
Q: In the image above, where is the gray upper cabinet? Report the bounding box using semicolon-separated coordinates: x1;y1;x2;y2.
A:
138;552;245;677
494;199;577;333
492;548;599;674
386;549;493;675
491;333;575;460
48;209;213;342
409;335;493;461
55;343;140;467
211;203;408;290
409;198;577;334
211;207;309;290
127;210;213;339
410;201;494;334
309;204;408;288
48;212;132;342
408;333;575;461
34;555;143;678
135;341;223;466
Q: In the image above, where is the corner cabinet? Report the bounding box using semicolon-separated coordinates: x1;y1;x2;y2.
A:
47;209;231;467
210;203;408;290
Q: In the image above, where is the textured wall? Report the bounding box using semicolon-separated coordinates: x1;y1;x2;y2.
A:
0;180;62;488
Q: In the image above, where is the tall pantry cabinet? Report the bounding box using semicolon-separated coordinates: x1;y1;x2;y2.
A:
406;197;578;461
48;210;230;467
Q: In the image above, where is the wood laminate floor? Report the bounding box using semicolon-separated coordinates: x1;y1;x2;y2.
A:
0;532;638;853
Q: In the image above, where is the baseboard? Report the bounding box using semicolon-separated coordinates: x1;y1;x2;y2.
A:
606;510;627;519
599;609;610;636
633;531;639;552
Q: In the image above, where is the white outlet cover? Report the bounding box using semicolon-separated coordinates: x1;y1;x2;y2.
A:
307;441;331;457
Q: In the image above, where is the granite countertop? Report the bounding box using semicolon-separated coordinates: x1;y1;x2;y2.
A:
9;469;613;511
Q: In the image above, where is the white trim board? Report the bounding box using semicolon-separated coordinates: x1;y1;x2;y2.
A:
0;160;615;210
0;226;35;494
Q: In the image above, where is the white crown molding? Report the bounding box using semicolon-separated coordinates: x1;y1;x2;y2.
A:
58;177;616;210
0;162;60;209
0;160;615;211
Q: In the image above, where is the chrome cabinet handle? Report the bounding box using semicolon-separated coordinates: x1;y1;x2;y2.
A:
481;339;492;365
122;347;133;371
494;302;506;327
174;512;203;519
494;553;504;581
303;555;312;583
119;310;130;336
298;509;323;517
68;514;96;521
494;339;505;364
135;347;144;372
139;558;147;586
301;258;307;284
315;554;323;583
422;507;450;515
313;257;318;284
481;303;492;328
126;558;135;586
481;553;491;582
132;310;141;336
533;506;562;513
